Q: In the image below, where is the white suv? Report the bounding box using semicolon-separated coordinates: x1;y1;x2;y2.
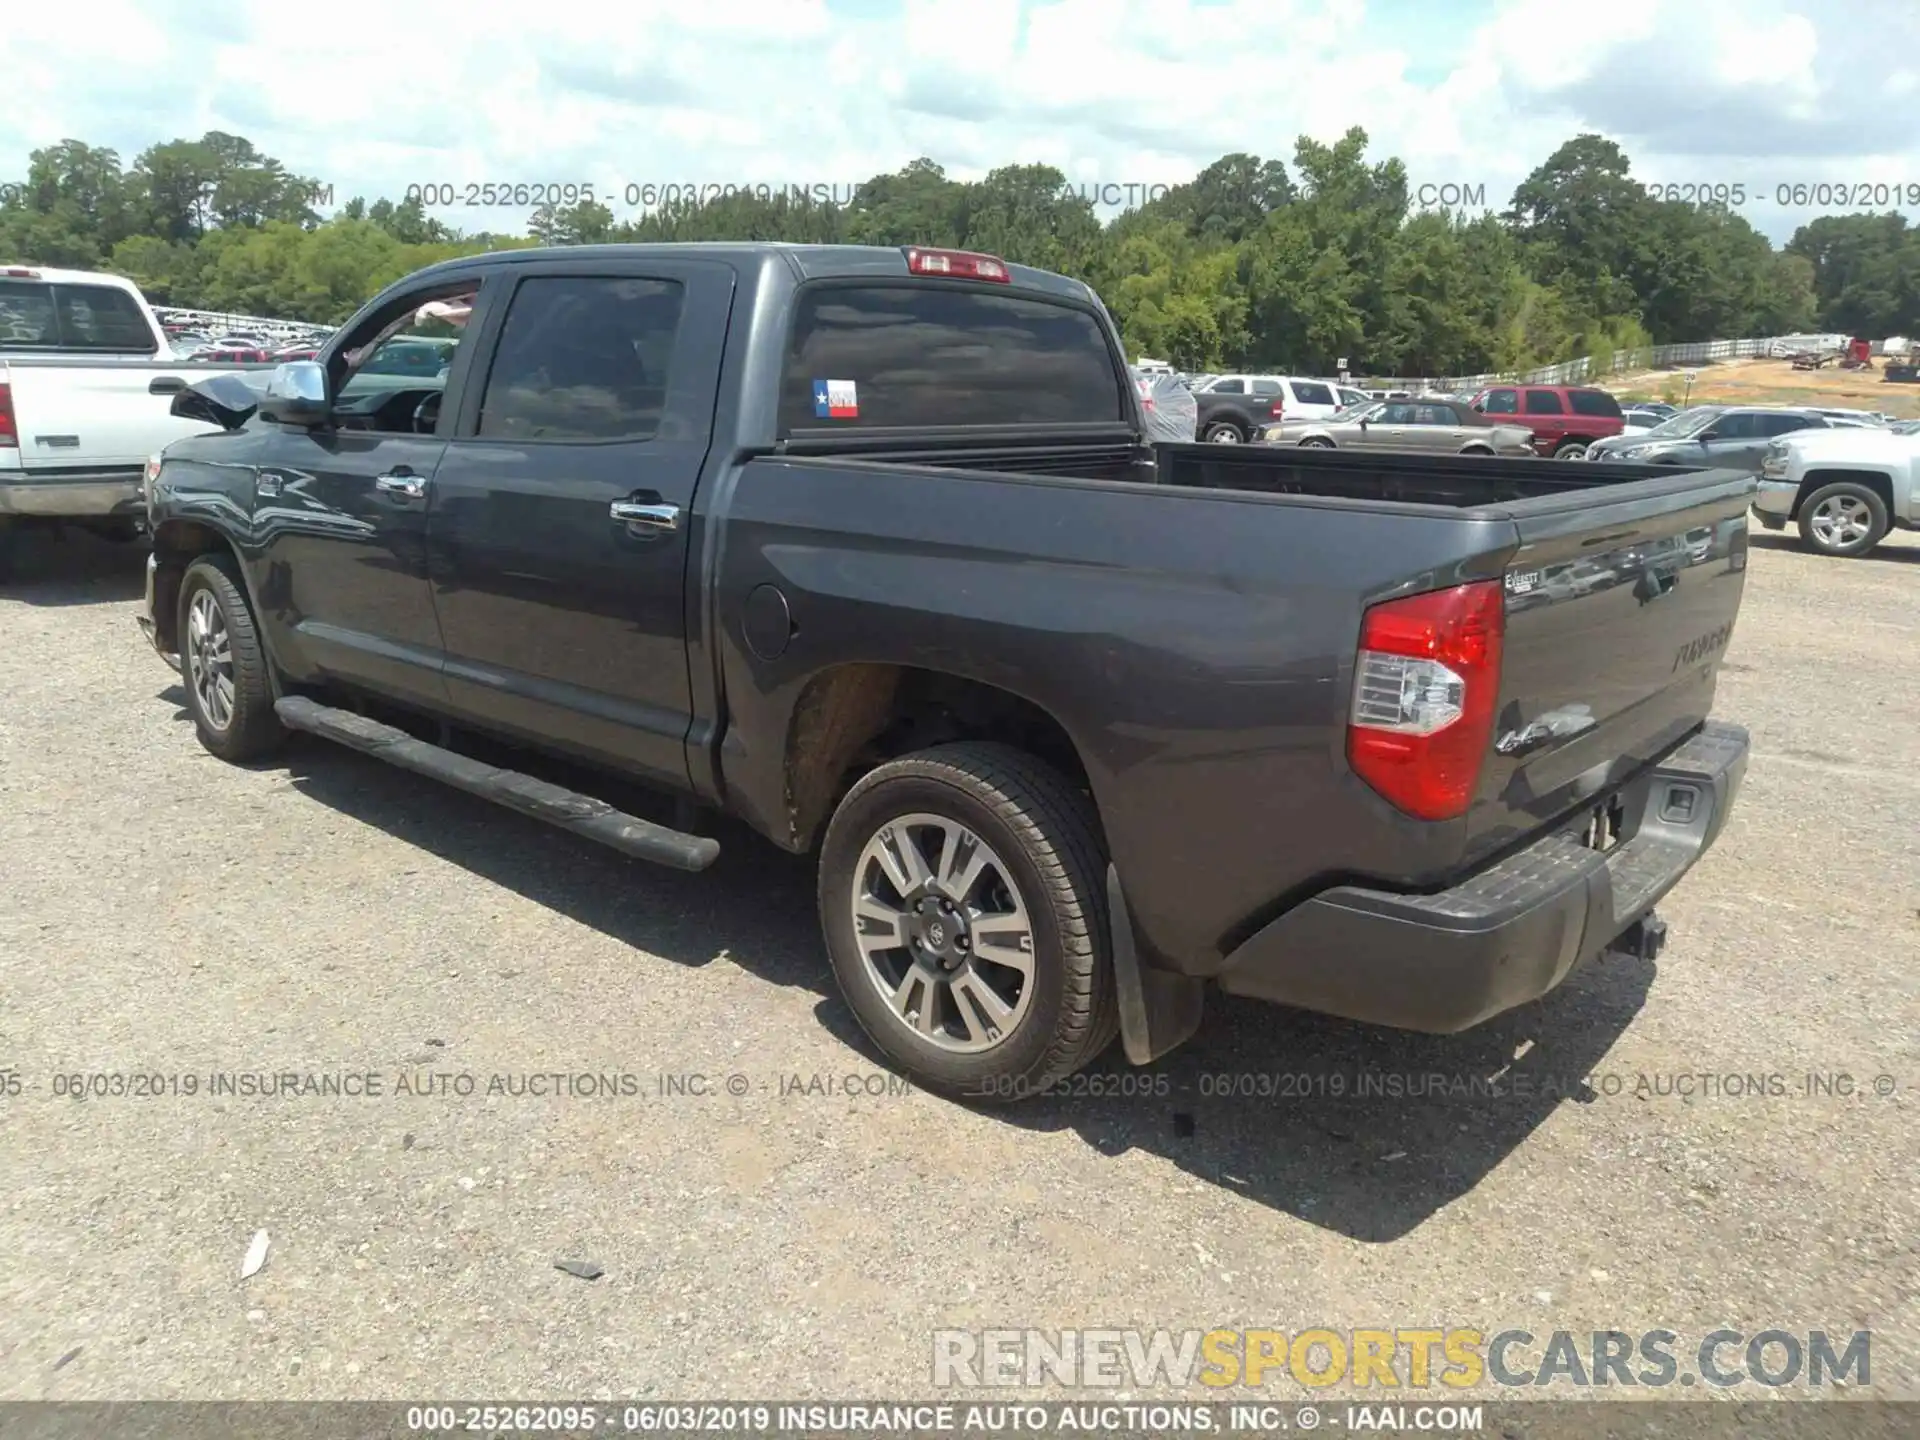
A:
1191;374;1346;425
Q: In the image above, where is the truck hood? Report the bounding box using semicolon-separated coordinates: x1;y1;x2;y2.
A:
170;370;272;431
1780;426;1920;460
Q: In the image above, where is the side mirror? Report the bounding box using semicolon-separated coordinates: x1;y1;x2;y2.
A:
258;362;330;428
1697;430;1720;443
1470;403;1485;413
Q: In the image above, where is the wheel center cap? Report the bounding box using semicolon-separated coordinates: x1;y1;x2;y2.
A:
911;896;968;965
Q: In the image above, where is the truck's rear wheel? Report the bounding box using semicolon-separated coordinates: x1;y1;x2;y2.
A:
1203;422;1243;444
178;554;285;763
817;742;1118;1101
1797;482;1888;558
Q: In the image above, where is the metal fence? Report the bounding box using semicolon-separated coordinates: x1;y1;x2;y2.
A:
1352;333;1879;393
152;306;332;342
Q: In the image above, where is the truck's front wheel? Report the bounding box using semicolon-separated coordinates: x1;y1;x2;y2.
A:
178;555;285;763
1797;481;1888;557
817;742;1118;1101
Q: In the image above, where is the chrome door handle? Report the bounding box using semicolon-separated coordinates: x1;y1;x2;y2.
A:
609;500;679;531
375;472;427;498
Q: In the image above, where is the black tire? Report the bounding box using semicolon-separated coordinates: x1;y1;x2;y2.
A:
0;518;15;584
177;554;285;762
817;742;1118;1101
1459;444;1492;456
1796;481;1889;558
1299;437;1334;448
1202;421;1244;444
1553;439;1588;460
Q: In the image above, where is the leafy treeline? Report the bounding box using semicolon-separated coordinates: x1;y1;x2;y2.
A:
4;129;1916;375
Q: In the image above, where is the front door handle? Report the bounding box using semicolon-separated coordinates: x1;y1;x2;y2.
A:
610;500;680;532
375;472;428;499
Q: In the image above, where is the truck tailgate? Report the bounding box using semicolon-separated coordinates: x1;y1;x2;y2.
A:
1468;468;1754;858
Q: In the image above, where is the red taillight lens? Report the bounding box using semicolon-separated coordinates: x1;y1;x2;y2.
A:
0;381;17;447
904;246;1011;282
1269;399;1285;417
1346;580;1505;821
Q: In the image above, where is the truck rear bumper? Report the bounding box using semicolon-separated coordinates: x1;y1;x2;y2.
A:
1215;721;1749;1032
0;471;145;518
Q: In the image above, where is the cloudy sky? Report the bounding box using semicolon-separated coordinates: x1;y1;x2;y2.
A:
6;0;1917;243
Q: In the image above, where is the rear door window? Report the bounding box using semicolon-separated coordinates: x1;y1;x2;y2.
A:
780;284;1125;430
479;276;687;441
0;280;157;352
1523;389;1565;414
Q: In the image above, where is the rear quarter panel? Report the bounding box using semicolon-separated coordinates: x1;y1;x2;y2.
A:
706;457;1522;973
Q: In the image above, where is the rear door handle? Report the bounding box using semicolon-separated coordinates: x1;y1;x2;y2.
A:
375;472;428;499
610;499;680;532
149;376;186;395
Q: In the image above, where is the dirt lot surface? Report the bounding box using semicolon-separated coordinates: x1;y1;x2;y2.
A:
2;529;1916;1407
1611;356;1920;417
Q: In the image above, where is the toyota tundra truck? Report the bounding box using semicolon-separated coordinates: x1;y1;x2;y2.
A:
137;242;1753;1099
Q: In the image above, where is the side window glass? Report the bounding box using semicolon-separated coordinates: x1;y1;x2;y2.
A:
479;278;687;441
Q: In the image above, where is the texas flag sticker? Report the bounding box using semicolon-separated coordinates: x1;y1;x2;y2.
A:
813;378;859;418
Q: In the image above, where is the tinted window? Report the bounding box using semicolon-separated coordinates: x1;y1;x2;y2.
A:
0;282;59;345
1251;379;1283;396
1482;389;1519;414
1708;412;1757;439
0;280;155;352
54;284;156;351
1411;404;1453;425
1292;381;1336;406
1759;413;1819;436
780;284;1123;430
480;277;686;441
1569;389;1622;417
1210;377;1245;394
1522;389;1565;414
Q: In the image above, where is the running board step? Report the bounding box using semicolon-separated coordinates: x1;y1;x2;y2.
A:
274;696;720;872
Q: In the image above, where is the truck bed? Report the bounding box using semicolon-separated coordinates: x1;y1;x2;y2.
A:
1155;441;1741;507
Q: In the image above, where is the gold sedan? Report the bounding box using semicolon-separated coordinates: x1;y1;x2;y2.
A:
1261;398;1538;456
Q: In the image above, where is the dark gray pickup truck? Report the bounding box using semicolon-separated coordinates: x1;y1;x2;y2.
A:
138;241;1753;1100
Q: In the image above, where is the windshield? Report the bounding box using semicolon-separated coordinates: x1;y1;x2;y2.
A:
1644;406;1723;439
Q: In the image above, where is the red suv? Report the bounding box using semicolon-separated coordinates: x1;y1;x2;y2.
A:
1468;384;1624;459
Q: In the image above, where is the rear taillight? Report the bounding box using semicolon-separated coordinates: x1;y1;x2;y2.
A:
0;381;17;447
1269;399;1285;417
1347;580;1505;821
904;246;1011;282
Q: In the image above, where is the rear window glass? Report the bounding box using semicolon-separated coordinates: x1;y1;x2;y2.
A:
1523;389;1565;414
0;281;156;352
781;284;1124;430
1291;381;1336;406
1569;389;1622;417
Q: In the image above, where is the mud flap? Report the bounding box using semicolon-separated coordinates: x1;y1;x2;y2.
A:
1107;863;1205;1066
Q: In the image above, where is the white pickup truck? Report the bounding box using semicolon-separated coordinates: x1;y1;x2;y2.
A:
0;265;262;561
1754;423;1920;557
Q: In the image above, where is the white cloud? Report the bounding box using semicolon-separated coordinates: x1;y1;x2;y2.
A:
3;0;1915;244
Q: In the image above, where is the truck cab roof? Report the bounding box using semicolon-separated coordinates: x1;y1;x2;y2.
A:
407;242;1100;305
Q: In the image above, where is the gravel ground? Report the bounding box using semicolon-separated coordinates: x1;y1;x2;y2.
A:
0;527;1915;1406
